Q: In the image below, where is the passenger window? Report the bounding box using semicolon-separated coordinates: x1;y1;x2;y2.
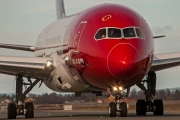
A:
108;28;121;38
135;28;144;38
123;28;136;38
95;29;106;39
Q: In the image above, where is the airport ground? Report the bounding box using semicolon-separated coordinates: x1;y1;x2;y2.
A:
1;101;180;120
0;110;180;120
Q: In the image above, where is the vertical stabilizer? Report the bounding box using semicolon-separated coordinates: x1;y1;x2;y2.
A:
56;0;66;20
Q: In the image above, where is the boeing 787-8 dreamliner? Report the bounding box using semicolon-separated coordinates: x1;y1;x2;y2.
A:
0;0;180;119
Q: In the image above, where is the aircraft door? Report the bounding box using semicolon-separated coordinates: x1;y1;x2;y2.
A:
72;21;87;71
73;21;87;51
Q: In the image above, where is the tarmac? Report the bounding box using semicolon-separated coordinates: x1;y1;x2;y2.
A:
0;110;180;120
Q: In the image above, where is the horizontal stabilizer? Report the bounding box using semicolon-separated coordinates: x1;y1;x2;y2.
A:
0;43;35;52
153;35;165;39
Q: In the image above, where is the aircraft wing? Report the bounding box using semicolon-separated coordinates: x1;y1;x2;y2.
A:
0;43;35;52
0;56;54;79
150;52;180;72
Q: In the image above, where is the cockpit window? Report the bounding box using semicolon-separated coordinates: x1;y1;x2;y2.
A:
108;28;121;38
95;28;106;39
95;27;145;40
135;28;144;38
123;28;136;38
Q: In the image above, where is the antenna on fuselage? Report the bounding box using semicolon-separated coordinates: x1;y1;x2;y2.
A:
56;0;66;20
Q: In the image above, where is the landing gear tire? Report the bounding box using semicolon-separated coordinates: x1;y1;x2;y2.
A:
7;103;16;119
108;102;116;117
120;102;127;117
153;99;163;116
25;102;34;118
136;99;146;116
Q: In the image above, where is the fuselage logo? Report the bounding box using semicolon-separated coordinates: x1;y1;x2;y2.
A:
102;15;112;22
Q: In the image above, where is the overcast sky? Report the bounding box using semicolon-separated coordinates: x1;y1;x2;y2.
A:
0;0;180;94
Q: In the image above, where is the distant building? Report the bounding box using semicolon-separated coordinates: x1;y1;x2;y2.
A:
1;99;10;105
1;99;10;111
97;99;103;103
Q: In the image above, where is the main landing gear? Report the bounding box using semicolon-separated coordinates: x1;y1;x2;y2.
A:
136;72;164;116
7;76;40;119
107;87;128;117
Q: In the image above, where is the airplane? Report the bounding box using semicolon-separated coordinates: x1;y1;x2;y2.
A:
0;0;180;119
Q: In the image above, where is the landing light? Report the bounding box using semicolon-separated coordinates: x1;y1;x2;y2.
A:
113;86;123;91
113;87;118;91
119;87;123;91
46;60;53;67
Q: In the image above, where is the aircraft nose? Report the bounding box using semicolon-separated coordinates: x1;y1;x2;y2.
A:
107;43;141;78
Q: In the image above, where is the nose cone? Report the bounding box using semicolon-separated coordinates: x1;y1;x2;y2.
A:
107;43;141;78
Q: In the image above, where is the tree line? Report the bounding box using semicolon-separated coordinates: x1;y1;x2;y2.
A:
0;88;180;104
129;88;180;100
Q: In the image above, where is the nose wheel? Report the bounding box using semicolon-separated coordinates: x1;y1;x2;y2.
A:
120;102;127;117
108;101;127;117
107;87;128;117
108;102;116;117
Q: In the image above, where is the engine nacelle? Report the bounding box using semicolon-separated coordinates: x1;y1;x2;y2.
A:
44;58;86;92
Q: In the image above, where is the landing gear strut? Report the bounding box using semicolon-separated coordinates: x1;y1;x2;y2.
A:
7;76;40;119
108;87;128;117
136;72;164;116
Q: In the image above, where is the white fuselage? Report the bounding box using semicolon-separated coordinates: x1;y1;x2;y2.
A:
34;15;88;92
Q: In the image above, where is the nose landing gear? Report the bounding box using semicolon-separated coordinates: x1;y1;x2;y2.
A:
107;87;128;117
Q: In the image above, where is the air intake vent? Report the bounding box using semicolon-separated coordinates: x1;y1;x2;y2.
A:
58;77;63;84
